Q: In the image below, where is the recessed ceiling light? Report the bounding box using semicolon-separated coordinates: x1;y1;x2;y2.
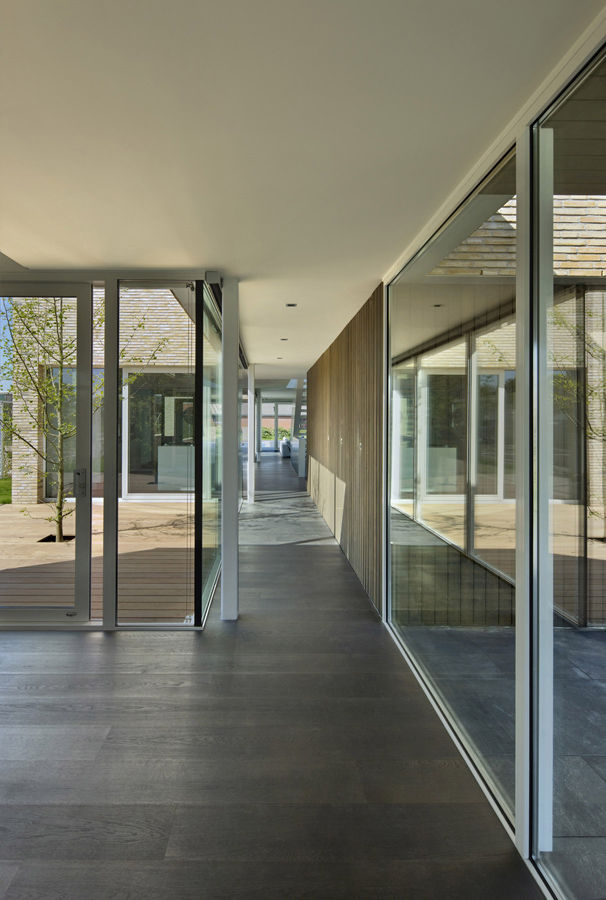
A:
433;303;443;308
280;337;288;341
277;356;283;360
286;303;297;307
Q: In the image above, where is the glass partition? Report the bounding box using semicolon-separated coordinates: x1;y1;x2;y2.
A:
388;153;517;817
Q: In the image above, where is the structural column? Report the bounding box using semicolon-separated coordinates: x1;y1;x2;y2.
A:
247;364;255;502
221;277;239;620
103;277;119;630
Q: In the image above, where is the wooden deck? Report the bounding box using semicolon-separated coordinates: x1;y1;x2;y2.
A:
0;501;219;623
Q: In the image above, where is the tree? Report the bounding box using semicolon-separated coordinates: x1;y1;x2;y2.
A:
261;426;291;441
0;295;168;542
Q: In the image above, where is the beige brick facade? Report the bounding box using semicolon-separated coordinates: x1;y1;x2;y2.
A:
11;288;194;504
431;196;606;278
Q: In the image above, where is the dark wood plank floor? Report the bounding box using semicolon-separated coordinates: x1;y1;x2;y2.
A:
0;541;544;898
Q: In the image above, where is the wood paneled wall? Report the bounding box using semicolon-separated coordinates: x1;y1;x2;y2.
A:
307;284;383;610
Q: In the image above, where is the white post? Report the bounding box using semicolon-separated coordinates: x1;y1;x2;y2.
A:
514;131;533;859
221;276;239;620
102;277;119;630
247;364;255;502
535;126;554;854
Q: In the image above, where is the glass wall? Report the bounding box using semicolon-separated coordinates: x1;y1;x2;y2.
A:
534;53;606;900
389;153;517;817
388;47;606;899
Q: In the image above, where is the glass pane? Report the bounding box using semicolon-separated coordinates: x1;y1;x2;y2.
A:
535;54;606;899
117;285;195;624
388;153;517;817
0;295;80;609
202;294;221;613
127;372;195;494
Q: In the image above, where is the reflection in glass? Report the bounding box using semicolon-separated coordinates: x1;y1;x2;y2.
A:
419;341;466;546
390;362;415;516
476;373;498;495
126;372;195;494
389;153;517;817
473;319;516;579
535;54;606;899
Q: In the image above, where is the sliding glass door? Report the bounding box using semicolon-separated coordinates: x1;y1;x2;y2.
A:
0;277;223;629
113;280;222;626
0;282;92;623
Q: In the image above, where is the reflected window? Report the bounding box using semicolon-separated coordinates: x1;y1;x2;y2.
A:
388;152;517;818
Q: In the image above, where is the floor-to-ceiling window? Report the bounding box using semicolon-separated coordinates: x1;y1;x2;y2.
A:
388;153;518;818
534;51;606;900
0;278;223;629
388;44;606;900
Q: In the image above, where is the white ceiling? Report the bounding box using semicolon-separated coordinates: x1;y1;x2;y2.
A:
1;0;604;379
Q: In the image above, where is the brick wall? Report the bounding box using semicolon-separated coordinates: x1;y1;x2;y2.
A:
431;196;606;278
11;288;194;504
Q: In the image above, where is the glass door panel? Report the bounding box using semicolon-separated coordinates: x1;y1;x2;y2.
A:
116;283;196;625
0;283;92;623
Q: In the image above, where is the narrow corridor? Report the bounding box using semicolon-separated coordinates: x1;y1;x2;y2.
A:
0;454;542;898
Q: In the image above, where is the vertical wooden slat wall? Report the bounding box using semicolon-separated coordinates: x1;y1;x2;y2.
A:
307;284;383;610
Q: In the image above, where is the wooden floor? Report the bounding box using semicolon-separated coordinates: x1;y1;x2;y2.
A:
0;482;544;898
